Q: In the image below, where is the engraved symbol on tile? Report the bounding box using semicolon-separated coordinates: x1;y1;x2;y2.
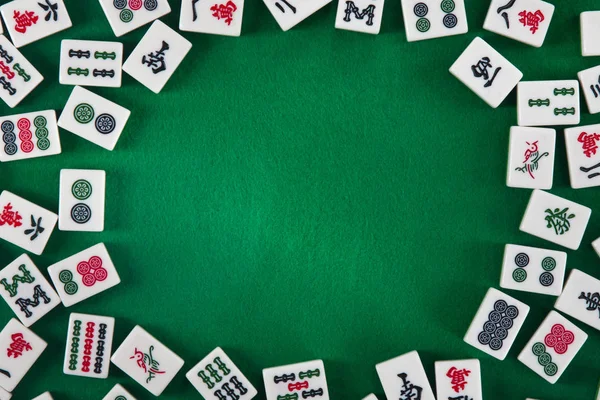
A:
16;285;51;317
342;2;376;26
515;140;549;179
477;300;519;350
71;203;92;224
472;57;501;88
578;291;600;317
518;10;544;34
130;345;165;383
544;208;574;235
531;342;558;376
141;41;169;74
24;215;44;240
59;269;79;295
69;49;91;59
210;1;237;25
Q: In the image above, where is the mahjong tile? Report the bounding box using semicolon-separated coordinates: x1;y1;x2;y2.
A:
263;359;329;400
401;0;468;42
517;80;580;127
434;359;481;400
334;0;383;35
375;350;435;400
506;126;555;189
0;35;43;107
179;0;244;36
111;325;185;396
47;243;121;307
554;269;600;332
59;169;106;232
59;40;123;87
97;0;171;37
31;392;52;400
262;0;332;31
0;110;61;163
577;65;600;114
0;254;60;327
0;191;58;255
102;384;137;400
564;124;600;189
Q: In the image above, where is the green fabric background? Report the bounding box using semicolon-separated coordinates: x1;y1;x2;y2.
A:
1;0;600;398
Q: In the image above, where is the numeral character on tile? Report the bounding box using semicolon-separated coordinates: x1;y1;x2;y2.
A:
434;359;482;400
262;0;331;31
564;124;600;189
180;0;244;36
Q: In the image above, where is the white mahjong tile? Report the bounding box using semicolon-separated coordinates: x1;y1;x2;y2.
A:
401;0;468;42
517;80;580;127
375;350;435;400
31;392;52;400
59;40;123;87
361;395;377;400
63;312;115;379
0;0;71;48
518;311;587;384
0;35;43;108
111;325;185;396
98;0;171;37
179;0;245;37
0;254;60;327
519;189;591;250
483;0;554;48
594;237;600;259
581;11;600;57
0;387;9;400
0;318;47;392
334;0;383;35
554;269;600;332
262;0;332;31
565;124;600;189
449;37;522;108
102;384;137;400
0;191;57;255
500;244;566;296
577;65;600;114
434;359;481;400
506;127;555;189
47;243;121;307
59;169;106;232
0;110;61;163
186;347;257;400
123;20;192;94
263;359;329;400
57;86;130;151
464;288;530;360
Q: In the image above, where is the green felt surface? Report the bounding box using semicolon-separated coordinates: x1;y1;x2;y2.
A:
1;0;600;399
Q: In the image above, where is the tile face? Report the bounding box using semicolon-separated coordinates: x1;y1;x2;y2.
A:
500;244;566;296
0;0;72;48
102;384;137;400
483;0;554;48
0;191;57;255
262;0;332;31
449;37;522;108
518;311;587;383
123;20;191;94
263;360;329;400
401;0;468;42
97;0;171;37
434;359;481;400
0;318;47;392
59;40;123;87
31;392;52;400
59;169;106;232
0;110;61;163
334;0;383;35
0;254;60;327
0;35;43;108
362;395;377;400
577;65;600;114
517;80;580;127
464;288;530;360
581;12;600;57
565;124;600;189
58;86;130;151
554;269;600;332
186;347;257;400
506;126;555;189
0;387;10;400
520;189;591;250
375;351;435;400
179;0;244;36
47;243;121;307
111;326;184;396
64;313;115;379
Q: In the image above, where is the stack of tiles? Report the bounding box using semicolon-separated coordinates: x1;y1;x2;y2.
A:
0;0;72;47
262;0;332;31
0;35;43;108
0;254;60;326
518;311;587;383
464;288;530;360
63;313;115;379
123;20;192;93
435;359;482;400
186;347;257;399
0;111;61;163
499;244;566;296
180;0;245;36
0;319;47;392
59;40;123;87
97;0;171;37
376;351;435;400
111;326;185;396
58;86;131;151
263;359;330;400
47;243;121;307
0;191;58;255
59;169;106;232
